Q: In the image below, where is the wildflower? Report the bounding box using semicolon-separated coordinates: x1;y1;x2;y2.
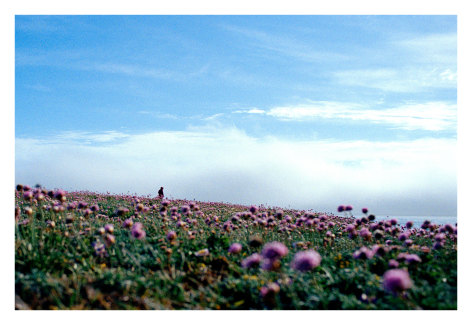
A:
371;244;388;257
353;247;373;260
97;227;106;235
346;224;356;232
131;223;146;240
180;205;190;214
24;207;33;216
122;218;133;229
241;253;263;269
261;242;289;260
136;203;144;212
383;269;413;293
337;205;345;212
405;254;422;264
23;191;33;201
388;259;400;268
359;228;372;240
228;243;243;254
362;208;369;214
249;236;263;248
92;241;107;257
404;239;413;247
260;282;280;302
406;221;414;229
105;234;116;247
433;241;444;250
54;190;67;202
398;232;410;241
116;207;130;217
104;224;114;234
261;258;281;271
249;205;258;214
368;214;376;221
166;230;177;241
290;250;322;272
373;229;384;240
345;205;353;211
195;248;210;257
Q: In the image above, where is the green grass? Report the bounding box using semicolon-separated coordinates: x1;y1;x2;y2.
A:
15;188;457;310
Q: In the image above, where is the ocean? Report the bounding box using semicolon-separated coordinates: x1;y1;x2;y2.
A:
372;215;457;227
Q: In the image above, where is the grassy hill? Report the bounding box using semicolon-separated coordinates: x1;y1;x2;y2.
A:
14;185;457;310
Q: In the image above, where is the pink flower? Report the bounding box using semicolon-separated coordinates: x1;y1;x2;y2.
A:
195;248;210;257
166;230;177;241
241;253;263;269
228;243;243;254
383;269;413;293
261;242;289;260
131;222;146;239
290;250;322;272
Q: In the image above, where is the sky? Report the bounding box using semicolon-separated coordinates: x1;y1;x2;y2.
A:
14;15;457;216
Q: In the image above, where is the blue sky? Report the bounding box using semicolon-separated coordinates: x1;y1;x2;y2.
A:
15;15;457;216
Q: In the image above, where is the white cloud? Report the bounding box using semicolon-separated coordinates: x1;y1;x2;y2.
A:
48;130;129;144
332;67;456;92
395;33;457;66
242;101;456;131
15;126;456;216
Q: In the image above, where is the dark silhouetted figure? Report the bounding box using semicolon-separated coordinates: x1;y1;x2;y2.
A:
158;187;164;198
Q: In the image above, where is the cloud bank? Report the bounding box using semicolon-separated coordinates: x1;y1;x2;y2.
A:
235;101;457;131
15;126;456;216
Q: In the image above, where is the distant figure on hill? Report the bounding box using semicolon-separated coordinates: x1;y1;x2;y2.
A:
158;187;164;198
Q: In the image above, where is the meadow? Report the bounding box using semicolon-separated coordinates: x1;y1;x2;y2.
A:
14;185;457;310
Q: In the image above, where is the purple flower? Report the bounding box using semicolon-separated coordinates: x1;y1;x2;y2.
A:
383;269;413;293
131;222;146;239
388;259;400;268
353;247;373;260
261;242;289;260
122;218;133;229
261;258;281;271
116;207;130;216
362;208;369;214
54;190;67;201
228;243;243;254
23;191;33;201
180;205;190;214
405;254;422;264
249;205;258;214
406;221;414;229
260;282;280;298
104;224;114;234
346;224;356;233
166;230;177;241
290;250;322;272
371;244;388;256
195;248;210;257
92;241;107;257
337;205;345;212
241;253;263;269
359;227;372;240
345;205;353;211
77;201;88;209
105;234;116;247
398;232;409;241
